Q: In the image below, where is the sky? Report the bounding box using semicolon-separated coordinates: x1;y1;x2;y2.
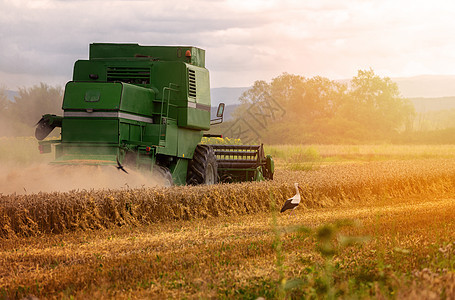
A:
1;0;455;90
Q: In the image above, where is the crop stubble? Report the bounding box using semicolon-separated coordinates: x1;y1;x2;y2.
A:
2;188;455;298
1;158;455;238
2;158;455;298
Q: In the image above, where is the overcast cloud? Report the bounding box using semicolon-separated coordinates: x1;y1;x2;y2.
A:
1;0;455;89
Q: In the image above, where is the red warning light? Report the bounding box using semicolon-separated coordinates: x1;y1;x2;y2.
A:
185;50;191;58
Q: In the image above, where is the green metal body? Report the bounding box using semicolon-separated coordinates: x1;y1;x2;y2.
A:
48;43;211;184
38;43;273;185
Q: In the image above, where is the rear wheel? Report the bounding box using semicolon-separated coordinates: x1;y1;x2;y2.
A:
187;145;218;185
153;164;173;186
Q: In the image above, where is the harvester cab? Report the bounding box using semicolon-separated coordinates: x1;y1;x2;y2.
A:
36;43;274;185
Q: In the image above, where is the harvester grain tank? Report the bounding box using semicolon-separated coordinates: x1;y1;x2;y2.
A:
36;43;274;185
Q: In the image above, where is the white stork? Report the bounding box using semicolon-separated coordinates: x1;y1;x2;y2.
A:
280;182;303;214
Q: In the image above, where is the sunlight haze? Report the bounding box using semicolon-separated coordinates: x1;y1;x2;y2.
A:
1;0;455;89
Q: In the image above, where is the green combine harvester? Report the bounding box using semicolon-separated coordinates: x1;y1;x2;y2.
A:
36;43;274;185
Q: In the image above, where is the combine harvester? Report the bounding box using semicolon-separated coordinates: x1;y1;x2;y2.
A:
35;43;274;185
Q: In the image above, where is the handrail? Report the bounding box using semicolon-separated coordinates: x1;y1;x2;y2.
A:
159;83;180;144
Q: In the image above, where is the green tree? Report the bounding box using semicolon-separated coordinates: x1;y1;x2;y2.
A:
267;74;347;122
299;76;346;121
0;83;63;136
11;83;63;127
269;73;305;107
0;86;28;136
0;85;9;113
238;80;271;105
231;69;414;144
231;80;270;120
347;69;415;136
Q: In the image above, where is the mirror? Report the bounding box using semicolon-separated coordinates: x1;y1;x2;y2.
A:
216;103;225;118
210;102;225;125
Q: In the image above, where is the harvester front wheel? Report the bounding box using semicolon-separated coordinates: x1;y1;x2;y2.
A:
187;145;218;185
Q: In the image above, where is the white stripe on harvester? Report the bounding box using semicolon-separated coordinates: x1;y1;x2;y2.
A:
64;111;154;123
187;102;211;112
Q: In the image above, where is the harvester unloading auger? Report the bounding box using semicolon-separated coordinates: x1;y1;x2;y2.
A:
35;43;274;185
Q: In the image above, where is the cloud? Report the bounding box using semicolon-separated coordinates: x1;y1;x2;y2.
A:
1;0;455;89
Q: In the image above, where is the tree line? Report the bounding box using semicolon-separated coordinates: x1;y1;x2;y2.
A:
0;83;62;136
2;70;455;144
227;69;427;144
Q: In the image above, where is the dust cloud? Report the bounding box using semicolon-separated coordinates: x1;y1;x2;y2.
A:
0;163;164;195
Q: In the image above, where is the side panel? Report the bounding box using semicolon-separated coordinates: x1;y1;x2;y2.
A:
119;120;143;143
194;66;210;106
119;83;155;116
73;60;107;82
62;119;119;143
177;108;210;130
143;124;160;145
177;128;203;159
177;65;211;130
150;62;187;102
63;82;122;110
54;144;119;164
170;158;189;186
155;121;178;156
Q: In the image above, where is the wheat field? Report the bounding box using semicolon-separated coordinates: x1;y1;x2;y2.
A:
2;159;455;238
2;140;455;298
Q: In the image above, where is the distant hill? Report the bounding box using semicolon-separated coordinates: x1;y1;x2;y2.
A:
210;104;240;121
209;76;455;107
210;76;455;115
209;87;247;121
409;97;455;113
392;75;455;98
210;87;248;106
391;75;455;113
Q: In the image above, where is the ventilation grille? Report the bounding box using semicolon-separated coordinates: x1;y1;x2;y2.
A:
188;69;197;98
107;67;150;85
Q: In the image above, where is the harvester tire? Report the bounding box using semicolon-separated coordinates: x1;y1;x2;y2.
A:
153;164;173;186
187;145;218;185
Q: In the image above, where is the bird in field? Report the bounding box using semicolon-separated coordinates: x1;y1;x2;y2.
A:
116;157;128;174
280;182;303;214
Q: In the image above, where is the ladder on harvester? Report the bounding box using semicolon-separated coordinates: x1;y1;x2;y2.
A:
158;83;179;147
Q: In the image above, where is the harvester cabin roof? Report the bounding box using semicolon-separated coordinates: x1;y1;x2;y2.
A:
89;43;205;68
